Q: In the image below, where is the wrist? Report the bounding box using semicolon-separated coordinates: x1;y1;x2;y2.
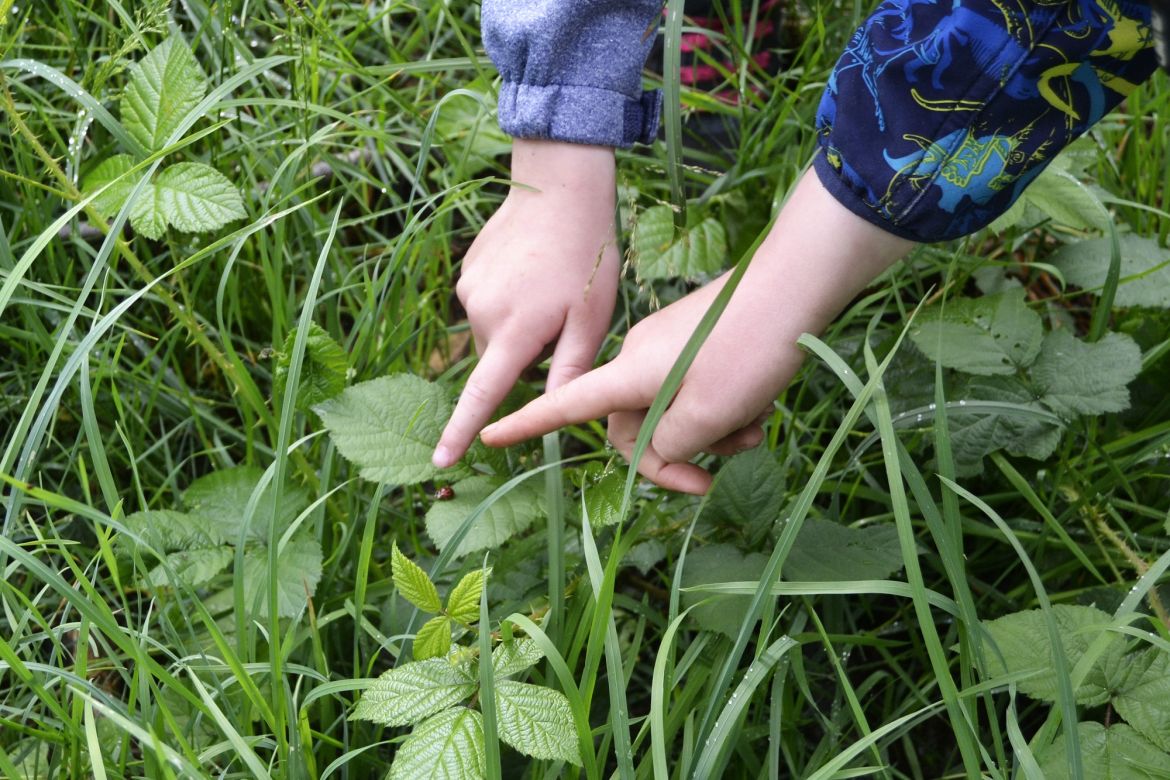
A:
507;139;616;203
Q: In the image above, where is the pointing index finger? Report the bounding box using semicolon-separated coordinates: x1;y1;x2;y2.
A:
480;361;645;447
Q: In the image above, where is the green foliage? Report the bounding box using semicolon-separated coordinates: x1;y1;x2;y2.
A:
240;535;323;618
494;680;581;765
633;204;727;281
316;374;454;485
581;462;626;528
909;289;1042;376
353;658;477;727
706;447;786;529
1036;723;1170;780
1053;234;1170;308
273;322;349;413
80;36;245;238
492;638;544;678
392;542;443;613
1107;648;1170;752
1031;330;1142;417
447;568;488;624
681;543;770;638
783;519;903;582
413;616;454;661
425;475;546;556
389;708;486;780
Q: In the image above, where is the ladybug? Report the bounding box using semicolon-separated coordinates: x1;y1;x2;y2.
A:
434;485;456;501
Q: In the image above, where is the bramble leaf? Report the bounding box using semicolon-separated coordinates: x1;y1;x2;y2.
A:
909;289;1043;375
494;680;581;765
979;605;1124;705
634;205;727;281
681;543;770;638
82;154;137;216
316;375;453;486
948;375;1064;476
122;36;207;153
446;568;488;624
150;162;246;234
353;658;475;726
1033;330;1142;418
1036;722;1170;780
1053;234;1170;309
706;448;786;527
1107;648;1170;752
425;475;546;557
144;547;234;589
388;707;485;780
392;543;442;613
183;466;310;543
582;464;626;528
240;534;323;618
273;322;348;413
492;638;544;679
413;616;452;662
783;519;903;582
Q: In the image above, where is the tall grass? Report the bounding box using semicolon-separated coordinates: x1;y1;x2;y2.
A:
3;1;1170;778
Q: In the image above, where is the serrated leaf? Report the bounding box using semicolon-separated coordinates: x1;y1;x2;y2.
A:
128;182;166;240
425;475;546;557
1036;722;1170;779
633;205;727;281
948;375;1065;476
979;605;1125;705
909;289;1043;375
316;375;452;485
273;322;348;413
1034;330;1142;418
492;638;544;678
122;36;207;153
144;547;234;588
149;162;246;234
183;466;310;543
783;519;903;582
707;448;786;527
446;568;488;624
353;658;476;726
392;543;442;613
120;509;225;553
1107;648;1170;752
1053;234;1170;309
1022;166;1111;232
681;543;770;638
413;616;452;661
582;464;626;528
388;707;485;780
433;86;511;177
625;539;667;576
494;680;581;765
241;534;323;618
82;154;137;217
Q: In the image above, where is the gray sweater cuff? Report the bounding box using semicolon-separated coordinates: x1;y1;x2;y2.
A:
497;82;662;148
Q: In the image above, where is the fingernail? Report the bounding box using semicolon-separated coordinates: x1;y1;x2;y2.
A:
481;422;499;437
432;446;454;469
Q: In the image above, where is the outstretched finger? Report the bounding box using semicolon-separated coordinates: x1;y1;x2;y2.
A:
481;360;645;447
608;411;712;495
434;338;543;467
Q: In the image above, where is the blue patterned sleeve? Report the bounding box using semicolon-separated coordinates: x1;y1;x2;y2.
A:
481;0;664;148
814;0;1157;243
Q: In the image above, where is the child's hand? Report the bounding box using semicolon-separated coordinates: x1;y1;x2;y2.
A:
479;170;915;493
433;140;620;468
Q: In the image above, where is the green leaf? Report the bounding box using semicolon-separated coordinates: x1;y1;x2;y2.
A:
144;547;234;588
446;568;488;624
681;543;770;638
388;707;485;780
494;680;581;765
273;322;349;412
433;87;512;177
909;289;1043;375
706;447;786;527
582;464;626;528
240;534;323;618
82;154;136;217
128;182;166;240
491;638;544;679
120;508;224;552
948;375;1065;476
151;162;246;234
633;204;727;281
1108;648;1170;752
425;475;546;557
979;605;1125;705
1036;722;1170;779
121;36;207;153
1053;235;1170;309
626;539;667;575
1033;330;1142;418
413;616;453;661
353;658;476;726
183;466;310;543
783;519;903;582
1020;167;1112;232
392;543;443;613
315;375;453;486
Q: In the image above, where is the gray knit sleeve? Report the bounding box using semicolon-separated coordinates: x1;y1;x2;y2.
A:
481;0;664;148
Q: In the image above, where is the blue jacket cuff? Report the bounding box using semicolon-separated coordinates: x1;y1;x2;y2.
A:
497;81;661;148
